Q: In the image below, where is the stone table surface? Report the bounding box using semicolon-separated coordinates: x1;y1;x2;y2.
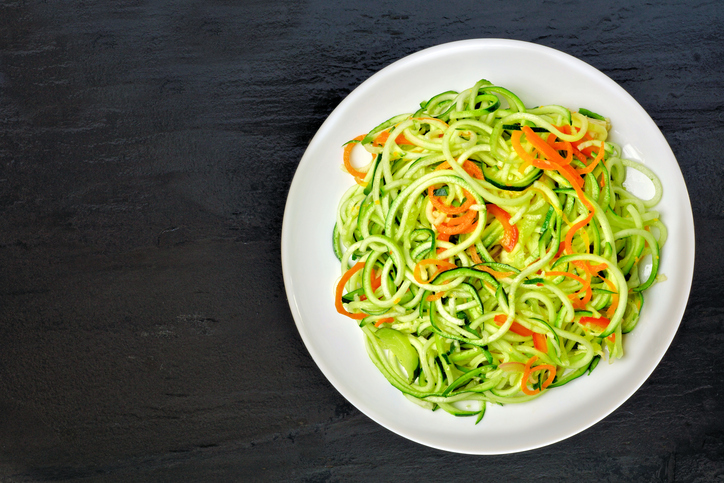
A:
1;1;722;481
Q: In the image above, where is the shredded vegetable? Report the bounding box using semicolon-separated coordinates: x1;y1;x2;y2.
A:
332;80;666;421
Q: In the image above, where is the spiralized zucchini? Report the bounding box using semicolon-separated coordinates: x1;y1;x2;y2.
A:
333;80;665;422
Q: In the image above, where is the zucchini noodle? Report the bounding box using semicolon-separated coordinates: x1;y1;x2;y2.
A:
332;80;665;422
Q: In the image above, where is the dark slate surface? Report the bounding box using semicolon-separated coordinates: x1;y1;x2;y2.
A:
0;1;722;481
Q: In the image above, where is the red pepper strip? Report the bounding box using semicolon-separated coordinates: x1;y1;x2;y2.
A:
579;316;615;342
494;314;533;337
335;262;367;320
486;204;519;252
533;332;548;353
521;356;557;395
343;135;368;180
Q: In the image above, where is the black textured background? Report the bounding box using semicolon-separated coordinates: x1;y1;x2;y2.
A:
1;1;722;481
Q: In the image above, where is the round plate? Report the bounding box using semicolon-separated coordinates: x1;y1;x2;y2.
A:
281;39;694;454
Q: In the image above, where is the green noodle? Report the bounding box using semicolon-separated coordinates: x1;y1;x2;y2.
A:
333;80;665;421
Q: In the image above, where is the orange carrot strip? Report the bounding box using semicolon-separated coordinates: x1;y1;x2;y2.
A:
576;141;606;175
443;209;478;226
558;125;589;163
428;160;483;225
521;356;539;395
467;246;483;265
474;265;515;279
372;131;389;146
455;222;479;234
426;291;445;302
548;132;574;166
360;269;384;301
546;269;590;286
486;204;519;252
373;130;413;146
545;270;592;309
435;210;478;235
511;131;558;171
371;271;383;291
533;363;557;390
335;261;367;320
564;211;594;255
514;127;595;263
428;186;475;214
521;356;556;395
523;127;572;167
374;317;394;327
587;262;608;273
343;135;368;180
521;127;586;190
462;160;485;180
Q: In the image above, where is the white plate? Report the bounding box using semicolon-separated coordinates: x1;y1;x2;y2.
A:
281;39;695;454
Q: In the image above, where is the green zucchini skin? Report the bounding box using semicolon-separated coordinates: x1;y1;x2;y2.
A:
482;164;543;191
